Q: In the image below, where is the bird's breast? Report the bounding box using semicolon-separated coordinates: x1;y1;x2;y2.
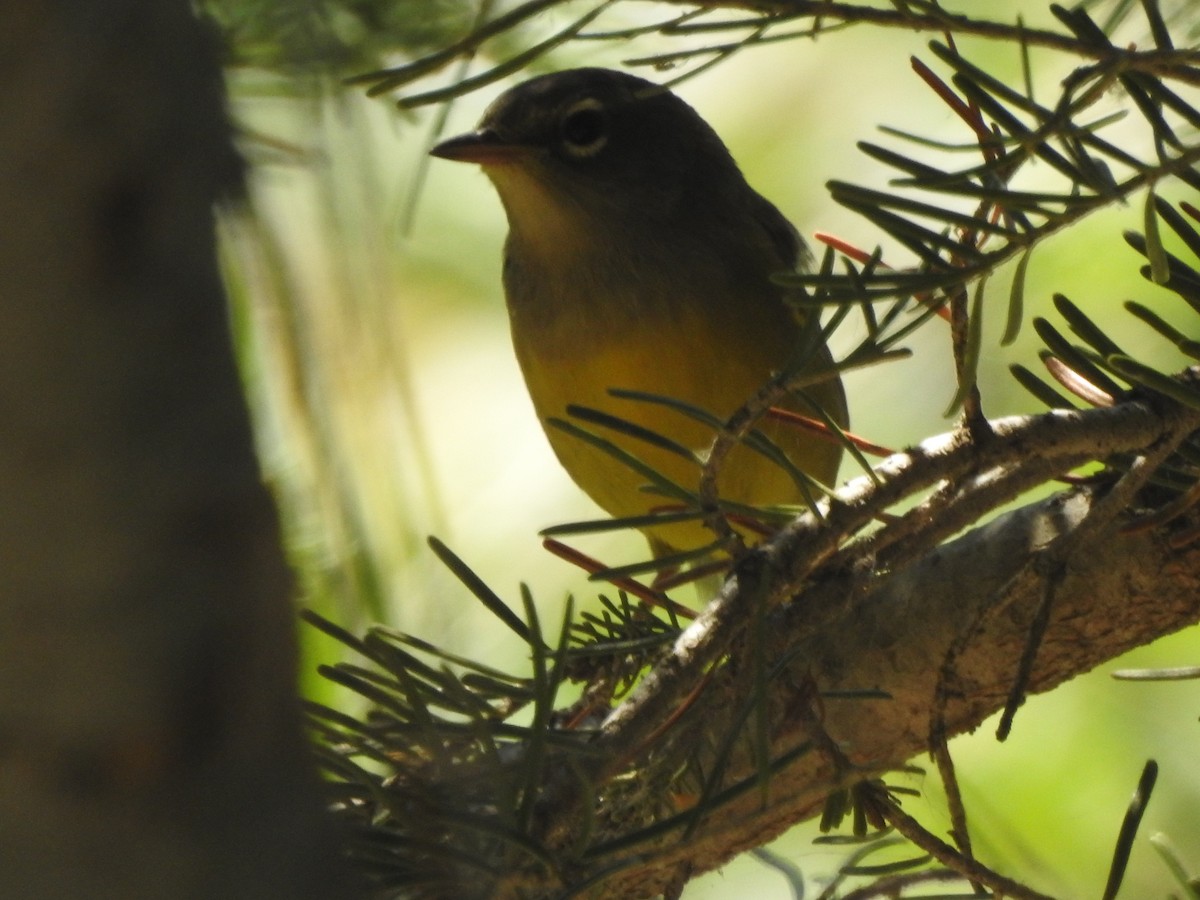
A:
497;230;847;551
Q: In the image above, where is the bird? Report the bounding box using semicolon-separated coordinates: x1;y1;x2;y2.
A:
430;67;847;560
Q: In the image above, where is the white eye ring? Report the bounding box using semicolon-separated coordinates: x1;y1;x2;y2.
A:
559;98;608;158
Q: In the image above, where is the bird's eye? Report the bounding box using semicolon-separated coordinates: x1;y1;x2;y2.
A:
559;99;608;158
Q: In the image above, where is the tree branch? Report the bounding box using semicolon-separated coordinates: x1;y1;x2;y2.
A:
560;469;1200;897
522;397;1200;897
654;1;1200;79
299;3;1200;895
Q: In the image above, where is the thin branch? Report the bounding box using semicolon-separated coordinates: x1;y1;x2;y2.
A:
879;792;1055;900
657;0;1200;78
533;396;1199;854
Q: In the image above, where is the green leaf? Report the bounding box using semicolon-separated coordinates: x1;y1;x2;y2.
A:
1010;363;1079;409
1124;231;1200;315
1149;833;1200;899
540;508;707;537
944;276;987;417
1154;196;1200;260
1124;301;1200;360
1003;245;1033;345
589;541;725;581
1101;760;1158;900
1108;355;1200;409
856;141;948;181
1053;293;1126;358
1145;190;1171;284
566;402;699;462
828;180;1017;238
548;416;697;504
428;536;533;642
390;2;615;106
1032;317;1126;398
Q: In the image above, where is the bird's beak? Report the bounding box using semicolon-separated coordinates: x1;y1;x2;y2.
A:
430;130;537;166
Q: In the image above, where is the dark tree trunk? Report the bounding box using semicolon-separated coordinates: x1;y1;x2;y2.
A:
0;2;352;895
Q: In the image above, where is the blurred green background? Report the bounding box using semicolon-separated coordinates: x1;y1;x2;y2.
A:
216;1;1200;895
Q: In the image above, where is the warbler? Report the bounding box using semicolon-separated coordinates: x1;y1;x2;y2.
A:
431;67;847;556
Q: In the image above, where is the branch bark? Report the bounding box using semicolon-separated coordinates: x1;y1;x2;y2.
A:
521;400;1200;898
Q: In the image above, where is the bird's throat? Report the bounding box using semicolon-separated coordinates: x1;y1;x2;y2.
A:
486;166;598;274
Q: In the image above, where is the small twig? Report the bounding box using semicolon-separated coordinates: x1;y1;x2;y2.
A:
926;735;979;893
658;1;1200;83
697;360;851;555
996;570;1064;741
835;868;974;900
996;422;1194;738
879;792;1056;900
541;538;696;619
1124;476;1200;533
764;407;894;458
809;231;953;323
538;399;1183;854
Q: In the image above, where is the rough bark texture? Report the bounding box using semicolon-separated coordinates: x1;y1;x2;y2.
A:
554;485;1200;898
0;2;353;896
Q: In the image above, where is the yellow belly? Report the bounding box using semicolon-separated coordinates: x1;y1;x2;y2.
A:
513;308;845;552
